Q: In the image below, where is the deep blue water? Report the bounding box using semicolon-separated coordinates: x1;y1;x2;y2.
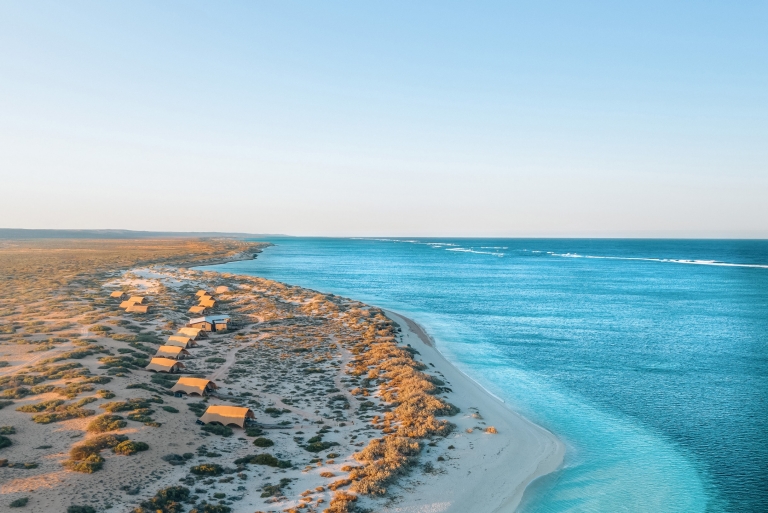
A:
201;238;768;513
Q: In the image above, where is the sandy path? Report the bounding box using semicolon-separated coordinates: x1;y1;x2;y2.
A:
382;310;564;513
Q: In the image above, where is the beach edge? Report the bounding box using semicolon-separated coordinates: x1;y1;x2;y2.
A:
384;308;565;513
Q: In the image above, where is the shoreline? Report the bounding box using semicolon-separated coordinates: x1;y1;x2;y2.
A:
383;309;564;513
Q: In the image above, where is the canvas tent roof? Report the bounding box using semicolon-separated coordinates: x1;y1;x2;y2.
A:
200;405;255;428
126;304;150;313
195;290;209;297
119;300;134;309
155;345;190;359
178;327;204;339
171;377;217;396
145;357;184;372
215;286;230;294
199;298;216;308
128;296;145;304
110;291;126;298
188;305;207;314
166;335;196;348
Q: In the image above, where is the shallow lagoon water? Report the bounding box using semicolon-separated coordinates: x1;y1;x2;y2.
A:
202;238;768;513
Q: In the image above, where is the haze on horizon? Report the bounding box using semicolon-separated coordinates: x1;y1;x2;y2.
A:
1;1;766;238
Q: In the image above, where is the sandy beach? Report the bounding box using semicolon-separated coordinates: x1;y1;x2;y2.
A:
381;311;564;513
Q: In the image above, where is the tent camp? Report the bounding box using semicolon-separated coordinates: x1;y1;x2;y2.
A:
195;290;209;297
110;291;127;299
126;304;151;313
178;327;205;340
200;405;255;428
188;305;207;314
166;335;196;348
171;377;217;396
146;357;185;373
215;286;230;294
155;345;190;359
188;315;230;332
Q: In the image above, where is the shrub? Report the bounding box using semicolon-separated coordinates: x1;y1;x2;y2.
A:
10;497;29;507
190;463;223;476
64;434;127;473
97;390;115;399
201;424;232;437
134;486;190;513
252;437;274;447
205;357;226;363
0;400;13;409
325;491;357;513
113;440;149;455
190;505;231;513
87;415;127;433
67;506;96;513
0;435;12;449
161;406;178;413
485;426;498;434
245;426;263;437
63;453;104;473
233;453;291;468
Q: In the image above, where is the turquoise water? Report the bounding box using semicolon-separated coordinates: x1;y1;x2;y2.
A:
201;238;768;512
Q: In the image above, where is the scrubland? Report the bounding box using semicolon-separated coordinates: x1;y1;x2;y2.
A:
0;238;556;513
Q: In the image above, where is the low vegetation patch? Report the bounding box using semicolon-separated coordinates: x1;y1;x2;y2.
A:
87;414;127;433
233;453;291;468
63;434;128;473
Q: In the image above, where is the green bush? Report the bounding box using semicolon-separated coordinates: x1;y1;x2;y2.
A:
0;435;12;449
113;440;149;455
0;426;15;435
245;426;263;437
252;437;274;448
190;463;223;476
190;505;232;513
161;406;178;413
67;506;96;513
205;357;226;363
134;486;190;513
87;415;126;433
63;454;104;473
201;424;232;437
233;453;291;468
10;497;29;507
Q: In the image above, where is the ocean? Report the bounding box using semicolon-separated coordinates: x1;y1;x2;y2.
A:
200;238;768;513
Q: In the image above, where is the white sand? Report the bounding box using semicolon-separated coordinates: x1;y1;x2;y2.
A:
382;310;564;513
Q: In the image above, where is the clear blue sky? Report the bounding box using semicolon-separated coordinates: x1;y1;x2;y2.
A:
1;1;766;237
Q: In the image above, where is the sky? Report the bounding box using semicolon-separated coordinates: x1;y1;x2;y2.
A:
0;1;766;237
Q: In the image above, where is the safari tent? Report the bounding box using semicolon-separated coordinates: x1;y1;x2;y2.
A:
178;327;205;340
155;345;190;360
110;291;127;299
188;315;230;333
199;298;216;308
128;296;145;304
195;290;209;297
171;377;217;396
166;335;196;348
145;357;184;373
215;286;230;294
119;300;134;309
126;304;151;313
199;405;255;428
188;305;207;314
